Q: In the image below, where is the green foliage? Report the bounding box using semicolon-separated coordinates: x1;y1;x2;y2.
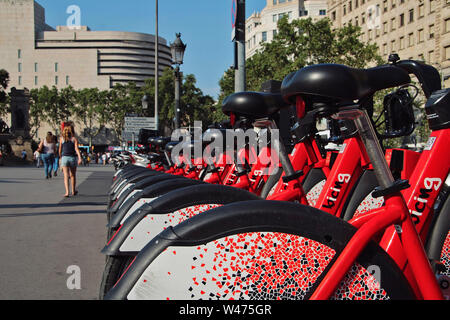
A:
218;17;383;107
219;17;383;98
27;67;216;142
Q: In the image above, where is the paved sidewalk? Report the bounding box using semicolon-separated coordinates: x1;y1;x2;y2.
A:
0;164;114;300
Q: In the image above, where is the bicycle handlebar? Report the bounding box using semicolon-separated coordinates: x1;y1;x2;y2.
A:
394;60;441;98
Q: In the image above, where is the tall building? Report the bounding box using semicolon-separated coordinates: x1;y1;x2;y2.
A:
246;0;328;59
327;0;450;86
0;0;173;148
0;0;172;91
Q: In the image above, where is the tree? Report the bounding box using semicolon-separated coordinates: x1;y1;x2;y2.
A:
218;17;383;99
142;67;218;132
73;87;104;147
103;82;142;144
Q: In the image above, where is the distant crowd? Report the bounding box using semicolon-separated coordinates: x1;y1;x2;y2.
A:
34;150;113;167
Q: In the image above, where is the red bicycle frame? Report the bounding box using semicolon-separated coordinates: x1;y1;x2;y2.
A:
311;110;448;300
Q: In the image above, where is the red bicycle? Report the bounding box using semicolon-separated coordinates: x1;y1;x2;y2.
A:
104;61;448;300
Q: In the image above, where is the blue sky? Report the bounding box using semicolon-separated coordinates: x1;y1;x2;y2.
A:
36;0;267;99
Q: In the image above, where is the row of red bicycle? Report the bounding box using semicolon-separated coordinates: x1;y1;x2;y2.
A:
100;57;449;300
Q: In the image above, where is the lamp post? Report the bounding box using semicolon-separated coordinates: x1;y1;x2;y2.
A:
170;33;187;130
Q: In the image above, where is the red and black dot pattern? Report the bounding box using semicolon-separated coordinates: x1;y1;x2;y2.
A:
134;232;389;300
306;180;326;207
352;192;385;219
441;231;450;276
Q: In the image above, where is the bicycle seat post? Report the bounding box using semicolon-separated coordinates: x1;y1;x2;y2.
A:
259;119;296;177
335;107;395;189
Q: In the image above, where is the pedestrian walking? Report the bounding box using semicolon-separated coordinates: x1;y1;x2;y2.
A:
38;132;56;179
102;153;107;165
33;149;41;168
21;149;27;161
59;123;82;197
53;135;60;177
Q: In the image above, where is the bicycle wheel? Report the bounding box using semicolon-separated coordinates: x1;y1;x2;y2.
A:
99;255;135;300
426;195;450;276
106;201;414;300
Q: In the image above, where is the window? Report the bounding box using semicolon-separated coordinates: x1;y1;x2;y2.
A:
429;24;435;39
391;0;395;8
428;50;435;63
408;33;414;47
399;36;405;50
409;9;414;23
391;40;396;52
383;0;388;12
418;29;424;43
18;49;21;59
18;76;22;85
273;14;277;22
273;29;278;38
343;5;346;15
446;19;450;33
362;12;366;24
319;10;326;16
383;43;388;55
399;14;404;27
18;63;22;73
262;31;267;42
383;22;388;34
391;17;396;31
34;63;38;72
349;1;352;12
66;76;70;85
332;11;336;21
34;76;38;86
418;4;424;18
273;0;277;4
430;0;436;13
279;0;286;3
55;63;59;72
446;46;450;60
55;76;58;85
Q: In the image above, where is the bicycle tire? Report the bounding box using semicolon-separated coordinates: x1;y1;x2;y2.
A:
99;255;135;300
426;195;450;276
260;167;282;199
106;201;415;300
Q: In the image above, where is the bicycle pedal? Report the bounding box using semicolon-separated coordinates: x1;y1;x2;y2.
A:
436;274;450;300
430;260;447;274
282;170;304;183
372;179;410;198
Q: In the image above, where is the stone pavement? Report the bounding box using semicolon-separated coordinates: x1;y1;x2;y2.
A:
0;163;114;300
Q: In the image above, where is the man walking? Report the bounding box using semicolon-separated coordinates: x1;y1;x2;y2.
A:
34;149;41;168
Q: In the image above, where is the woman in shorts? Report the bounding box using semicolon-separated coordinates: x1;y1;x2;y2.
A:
59;123;82;197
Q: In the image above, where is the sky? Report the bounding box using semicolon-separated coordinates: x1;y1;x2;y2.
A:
36;0;267;99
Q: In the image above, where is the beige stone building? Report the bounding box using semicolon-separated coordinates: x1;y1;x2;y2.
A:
246;0;328;59
0;0;172;148
327;0;450;87
0;0;172;91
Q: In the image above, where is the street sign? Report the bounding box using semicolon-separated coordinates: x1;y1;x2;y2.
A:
122;117;156;141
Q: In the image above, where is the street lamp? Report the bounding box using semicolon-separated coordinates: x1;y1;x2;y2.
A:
170;33;187;130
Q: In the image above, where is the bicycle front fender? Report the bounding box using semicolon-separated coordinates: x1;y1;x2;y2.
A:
102;185;261;257
105;200;414;301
